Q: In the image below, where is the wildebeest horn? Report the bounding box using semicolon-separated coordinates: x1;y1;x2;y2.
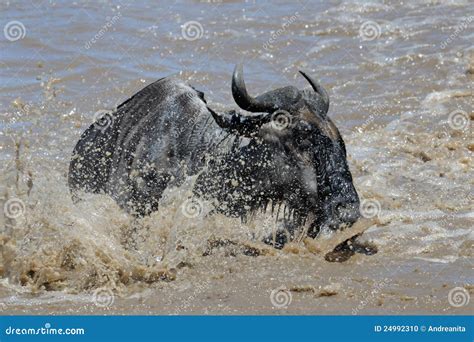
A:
299;70;329;114
232;64;275;113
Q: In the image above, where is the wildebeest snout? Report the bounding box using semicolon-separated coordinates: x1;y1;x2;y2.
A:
333;200;360;226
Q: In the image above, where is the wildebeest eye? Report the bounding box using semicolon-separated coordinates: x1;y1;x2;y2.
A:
295;136;312;149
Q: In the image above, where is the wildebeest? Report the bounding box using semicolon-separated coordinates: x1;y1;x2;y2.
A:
68;65;361;248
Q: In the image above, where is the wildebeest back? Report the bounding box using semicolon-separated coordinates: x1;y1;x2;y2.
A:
68;76;222;215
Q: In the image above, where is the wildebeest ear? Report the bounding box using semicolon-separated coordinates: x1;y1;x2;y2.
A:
210;109;269;137
190;86;206;102
299;70;329;115
301;89;329;118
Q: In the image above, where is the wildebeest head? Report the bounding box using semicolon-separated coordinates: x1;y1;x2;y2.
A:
211;65;360;236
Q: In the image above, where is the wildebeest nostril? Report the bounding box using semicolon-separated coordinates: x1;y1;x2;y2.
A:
335;202;360;224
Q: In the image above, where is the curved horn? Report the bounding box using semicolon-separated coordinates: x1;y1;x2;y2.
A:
232;64;275;113
299;70;329;114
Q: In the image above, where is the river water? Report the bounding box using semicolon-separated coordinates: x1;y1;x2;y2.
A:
0;0;472;314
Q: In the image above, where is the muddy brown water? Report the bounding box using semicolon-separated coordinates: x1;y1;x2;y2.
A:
0;1;472;315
